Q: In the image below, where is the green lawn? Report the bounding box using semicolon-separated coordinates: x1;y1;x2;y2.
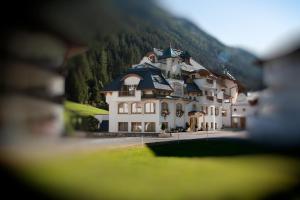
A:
64;101;108;116
13;139;300;200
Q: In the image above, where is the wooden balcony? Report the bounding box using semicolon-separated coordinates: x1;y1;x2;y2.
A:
142;93;167;99
118;90;135;97
223;93;232;99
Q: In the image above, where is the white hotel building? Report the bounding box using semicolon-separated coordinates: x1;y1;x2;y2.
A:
102;47;243;133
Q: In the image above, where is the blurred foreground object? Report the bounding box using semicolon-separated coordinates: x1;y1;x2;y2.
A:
0;32;87;143
0;0;122;143
0;0;162;143
248;39;300;146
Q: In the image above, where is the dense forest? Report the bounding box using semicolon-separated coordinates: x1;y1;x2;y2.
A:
65;0;263;109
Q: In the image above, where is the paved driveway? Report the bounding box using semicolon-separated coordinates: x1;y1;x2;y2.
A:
73;130;247;148
1;131;247;157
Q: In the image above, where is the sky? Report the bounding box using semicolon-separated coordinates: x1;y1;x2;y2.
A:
158;0;300;56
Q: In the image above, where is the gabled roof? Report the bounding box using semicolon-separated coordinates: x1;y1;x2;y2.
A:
180;58;209;73
103;63;173;92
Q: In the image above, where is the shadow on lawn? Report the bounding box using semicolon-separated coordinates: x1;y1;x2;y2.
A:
146;137;300;158
146;137;300;199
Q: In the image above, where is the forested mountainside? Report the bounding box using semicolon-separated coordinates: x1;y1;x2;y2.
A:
65;0;263;108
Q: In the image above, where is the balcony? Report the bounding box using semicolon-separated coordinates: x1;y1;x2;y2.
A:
223;93;232;99
206;96;214;101
217;99;222;103
118;90;135;97
142;93;168;99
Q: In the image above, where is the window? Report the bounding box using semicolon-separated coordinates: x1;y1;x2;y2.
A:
119;85;136;96
167;71;171;78
161;102;168;111
243;108;246;112
131;122;142;132
215;107;219;116
118;122;128;131
205;106;208;115
192;104;197;110
211;122;214;129
161;122;168;130
145;122;155;132
176;103;182;111
145;102;155;113
207;79;213;84
128;85;137;95
201;106;204;112
222;110;227;117
118;103;128;114
215;123;218;129
211;107;214;115
131;103;142;114
198;90;203;96
205;90;208;95
233;108;237;112
192;75;196;79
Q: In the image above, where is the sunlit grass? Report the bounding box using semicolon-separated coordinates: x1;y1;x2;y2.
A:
64;101;108;116
13;140;300;200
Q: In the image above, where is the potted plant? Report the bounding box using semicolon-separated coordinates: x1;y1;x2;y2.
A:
176;110;184;118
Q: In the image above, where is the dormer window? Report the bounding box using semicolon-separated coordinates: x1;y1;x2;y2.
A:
207;79;213;84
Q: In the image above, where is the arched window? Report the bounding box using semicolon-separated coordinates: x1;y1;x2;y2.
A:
118;103;128;114
145;102;155;114
176;103;182;111
131;102;142;114
161;102;168;111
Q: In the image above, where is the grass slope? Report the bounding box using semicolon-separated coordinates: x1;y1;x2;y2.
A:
64;101;108;116
13;138;300;200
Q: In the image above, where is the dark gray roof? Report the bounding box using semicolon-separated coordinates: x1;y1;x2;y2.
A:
103;63;173;92
186;82;201;93
158;47;182;59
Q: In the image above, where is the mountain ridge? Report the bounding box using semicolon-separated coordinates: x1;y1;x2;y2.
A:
65;0;263;106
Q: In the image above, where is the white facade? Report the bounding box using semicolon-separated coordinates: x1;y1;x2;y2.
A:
104;47;243;133
231;93;251;129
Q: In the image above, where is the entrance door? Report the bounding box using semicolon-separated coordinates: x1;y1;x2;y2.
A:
189;117;198;132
